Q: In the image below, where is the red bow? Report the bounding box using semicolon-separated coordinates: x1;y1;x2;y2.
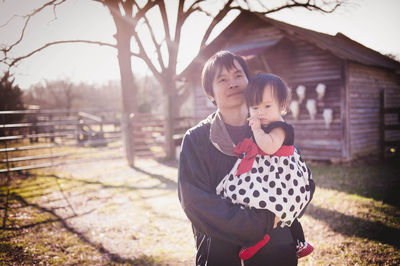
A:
233;138;295;176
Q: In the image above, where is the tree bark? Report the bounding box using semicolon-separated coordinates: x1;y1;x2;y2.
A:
115;31;137;166
163;77;178;160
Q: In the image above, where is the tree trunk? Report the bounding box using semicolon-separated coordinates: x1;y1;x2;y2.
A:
164;79;178;160
116;34;137;166
165;94;175;160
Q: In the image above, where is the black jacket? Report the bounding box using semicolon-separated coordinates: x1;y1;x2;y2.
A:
178;111;303;265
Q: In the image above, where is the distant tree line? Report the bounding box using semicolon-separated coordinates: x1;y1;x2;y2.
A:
1;70;174;123
23;75;168;114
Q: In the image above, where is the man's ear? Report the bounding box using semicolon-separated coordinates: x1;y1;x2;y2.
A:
206;94;216;105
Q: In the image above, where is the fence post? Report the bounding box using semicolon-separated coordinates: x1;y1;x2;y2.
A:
1;113;11;183
3;140;11;183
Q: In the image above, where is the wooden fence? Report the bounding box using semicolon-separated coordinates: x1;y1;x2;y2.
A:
0;109;122;176
131;113;194;157
0;109;195;177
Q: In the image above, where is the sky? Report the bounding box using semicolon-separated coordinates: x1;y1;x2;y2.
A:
0;0;399;89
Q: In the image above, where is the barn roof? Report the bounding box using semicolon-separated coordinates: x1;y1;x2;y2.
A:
180;11;400;78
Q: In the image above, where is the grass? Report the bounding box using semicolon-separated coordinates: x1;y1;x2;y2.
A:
0;155;399;265
299;158;400;265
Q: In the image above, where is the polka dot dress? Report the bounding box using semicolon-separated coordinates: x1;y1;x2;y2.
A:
216;122;313;227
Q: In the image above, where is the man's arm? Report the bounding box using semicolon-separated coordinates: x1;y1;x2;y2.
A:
178;131;276;247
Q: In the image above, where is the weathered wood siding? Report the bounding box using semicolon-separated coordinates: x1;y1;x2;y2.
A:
190;22;400;161
230;24;346;160
192;25;346;160
348;62;400;158
278;38;344;160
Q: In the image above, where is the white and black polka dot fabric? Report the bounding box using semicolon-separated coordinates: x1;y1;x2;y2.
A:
216;122;313;227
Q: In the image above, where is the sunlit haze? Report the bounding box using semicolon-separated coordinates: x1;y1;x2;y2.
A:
0;0;399;89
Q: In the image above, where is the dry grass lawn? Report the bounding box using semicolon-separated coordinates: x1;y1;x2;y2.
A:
1;152;399;265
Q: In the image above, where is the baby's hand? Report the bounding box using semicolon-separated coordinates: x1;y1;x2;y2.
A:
273;216;280;228
248;115;261;130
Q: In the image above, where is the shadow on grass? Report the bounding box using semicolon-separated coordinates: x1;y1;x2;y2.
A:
0;242;40;265
307;203;400;248
132;165;177;190
46;164;178;192
0;191;168;265
309;159;400;208
0;160;183;265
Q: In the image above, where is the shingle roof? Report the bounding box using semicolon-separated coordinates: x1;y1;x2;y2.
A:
255;12;400;70
180;11;400;78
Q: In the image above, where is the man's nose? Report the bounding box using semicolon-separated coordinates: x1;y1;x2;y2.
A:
229;78;238;88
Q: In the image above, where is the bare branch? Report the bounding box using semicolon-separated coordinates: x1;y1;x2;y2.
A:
2;40;116;68
133;2;166;71
0;14;21;28
159;0;177;73
181;0;206;22
184;0;206;13
132;0;159;19
158;1;171;42
3;0;67;54
131;31;164;83
121;0;135;17
238;0;344;14
173;0;186;49
200;0;234;48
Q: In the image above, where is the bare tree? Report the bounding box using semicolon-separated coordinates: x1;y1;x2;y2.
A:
0;0;346;164
24;79;78;110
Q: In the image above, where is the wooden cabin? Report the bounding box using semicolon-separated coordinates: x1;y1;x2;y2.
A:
181;11;400;162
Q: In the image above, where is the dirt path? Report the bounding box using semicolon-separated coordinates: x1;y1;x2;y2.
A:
36;157;195;265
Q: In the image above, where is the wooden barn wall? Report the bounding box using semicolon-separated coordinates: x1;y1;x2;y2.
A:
192;25;347;160
243;26;345;160
281;39;344;160
348;62;400;158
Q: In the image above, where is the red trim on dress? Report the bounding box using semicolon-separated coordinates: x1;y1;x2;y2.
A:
233;138;294;176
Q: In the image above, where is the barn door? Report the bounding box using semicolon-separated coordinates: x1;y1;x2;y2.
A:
380;89;400;159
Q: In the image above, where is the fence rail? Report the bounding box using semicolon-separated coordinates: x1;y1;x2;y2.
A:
0;109;123;176
0;109;195;176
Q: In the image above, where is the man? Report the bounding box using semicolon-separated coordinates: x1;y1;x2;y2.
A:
178;51;298;265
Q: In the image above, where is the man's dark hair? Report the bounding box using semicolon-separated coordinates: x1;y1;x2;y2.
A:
201;51;250;105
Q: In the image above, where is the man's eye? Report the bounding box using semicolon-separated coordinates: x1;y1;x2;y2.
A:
218;78;226;83
265;105;271;108
251;106;258;110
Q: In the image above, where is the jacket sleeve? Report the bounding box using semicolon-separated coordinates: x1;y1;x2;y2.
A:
178;130;276;247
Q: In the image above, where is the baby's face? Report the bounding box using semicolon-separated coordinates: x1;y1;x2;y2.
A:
249;85;282;125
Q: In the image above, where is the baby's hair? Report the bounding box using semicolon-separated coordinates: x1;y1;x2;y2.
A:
245;73;291;115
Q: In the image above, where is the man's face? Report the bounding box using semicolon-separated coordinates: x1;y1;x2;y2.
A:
210;60;248;110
